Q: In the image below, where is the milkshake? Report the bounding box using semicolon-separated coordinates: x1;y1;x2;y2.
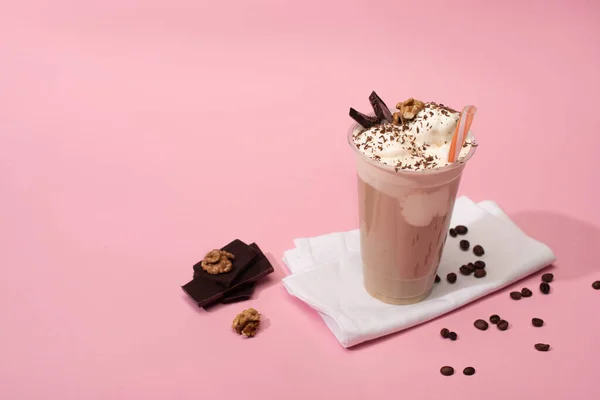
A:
348;93;477;304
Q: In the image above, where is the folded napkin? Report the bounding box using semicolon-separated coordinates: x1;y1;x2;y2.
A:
282;197;556;348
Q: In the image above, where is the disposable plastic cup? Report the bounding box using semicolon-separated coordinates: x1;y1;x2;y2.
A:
347;121;476;304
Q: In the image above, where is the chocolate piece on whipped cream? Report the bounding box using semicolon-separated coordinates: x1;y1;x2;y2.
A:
368;91;394;123
349;107;379;129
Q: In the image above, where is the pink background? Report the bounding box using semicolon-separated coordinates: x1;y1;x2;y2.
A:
1;0;599;399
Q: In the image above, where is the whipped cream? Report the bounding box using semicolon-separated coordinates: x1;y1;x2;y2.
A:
352;102;474;171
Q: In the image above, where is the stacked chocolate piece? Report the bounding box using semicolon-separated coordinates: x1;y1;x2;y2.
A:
181;240;274;308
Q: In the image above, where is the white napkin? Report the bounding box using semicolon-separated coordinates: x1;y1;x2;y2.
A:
282;197;556;348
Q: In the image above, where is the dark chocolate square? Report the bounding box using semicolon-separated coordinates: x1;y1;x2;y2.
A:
192;239;259;288
182;242;274;308
227;243;272;288
181;278;225;308
221;282;256;304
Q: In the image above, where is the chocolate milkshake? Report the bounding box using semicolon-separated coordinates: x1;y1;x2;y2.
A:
348;93;477;304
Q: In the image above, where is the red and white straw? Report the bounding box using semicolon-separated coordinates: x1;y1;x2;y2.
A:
448;105;477;162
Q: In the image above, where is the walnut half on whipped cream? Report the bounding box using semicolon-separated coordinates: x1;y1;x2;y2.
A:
394;98;425;124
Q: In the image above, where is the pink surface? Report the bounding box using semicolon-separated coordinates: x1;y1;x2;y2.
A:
1;1;599;399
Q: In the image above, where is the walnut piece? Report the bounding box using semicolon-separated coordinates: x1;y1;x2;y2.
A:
395;98;425;122
201;250;235;274
232;308;261;338
241;321;260;337
204;250;222;264
221;251;235;260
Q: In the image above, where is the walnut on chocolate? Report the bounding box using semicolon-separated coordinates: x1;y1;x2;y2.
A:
232;308;261;338
395;98;425;123
204;250;222;264
201;249;235;274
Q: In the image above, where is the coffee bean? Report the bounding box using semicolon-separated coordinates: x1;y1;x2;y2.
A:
459;240;470;251
474;319;489;330
540;282;551;294
455;225;468;235
440;328;449;338
448;331;457;341
521;287;533;298
541;273;554;283
459;265;474;276
510;291;522;300
449;228;457;238
440;366;454;376
463;367;476;376
592;280;600;290
473;245;485;257
435;274;441;283
532;318;544;327
474;269;487;278
535;343;550;352
474;261;486;269
497;320;509;331
489;314;501;324
447;273;457;284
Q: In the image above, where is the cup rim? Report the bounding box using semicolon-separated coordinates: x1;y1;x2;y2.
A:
346;120;477;175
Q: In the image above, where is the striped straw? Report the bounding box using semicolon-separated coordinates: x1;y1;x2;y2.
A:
448;105;477;162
